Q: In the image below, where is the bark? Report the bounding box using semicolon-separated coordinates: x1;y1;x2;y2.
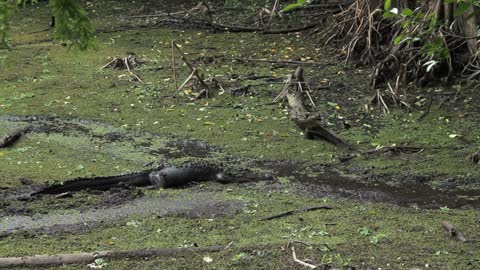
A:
0;246;225;268
287;92;348;147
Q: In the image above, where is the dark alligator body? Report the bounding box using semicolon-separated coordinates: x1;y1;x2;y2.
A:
36;164;274;195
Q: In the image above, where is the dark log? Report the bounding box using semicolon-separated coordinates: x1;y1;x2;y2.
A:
0;246;225;268
261;206;333;221
0;127;28;148
286;92;348;147
441;221;467;242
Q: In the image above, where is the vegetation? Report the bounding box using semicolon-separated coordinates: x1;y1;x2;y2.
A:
0;0;479;269
0;0;94;50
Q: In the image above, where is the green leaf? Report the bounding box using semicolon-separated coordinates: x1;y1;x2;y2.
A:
298;0;307;4
384;0;392;11
394;34;405;45
454;1;471;16
281;3;302;12
383;11;395;19
402;8;413;16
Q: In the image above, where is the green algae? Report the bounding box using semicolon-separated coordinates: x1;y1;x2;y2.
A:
1;184;480;269
1;1;480;269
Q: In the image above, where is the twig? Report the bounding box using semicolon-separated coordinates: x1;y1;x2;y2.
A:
437;96;450;109
268;0;280;24
123;57;144;83
291;246;317;269
176;69;197;93
172;40;179;101
261;206;333;221
101;58;118;69
417;96;433;121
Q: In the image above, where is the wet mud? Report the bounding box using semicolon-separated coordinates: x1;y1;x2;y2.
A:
1;115;479;210
0;192;243;237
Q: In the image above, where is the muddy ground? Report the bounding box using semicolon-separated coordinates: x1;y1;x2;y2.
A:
0;0;479;269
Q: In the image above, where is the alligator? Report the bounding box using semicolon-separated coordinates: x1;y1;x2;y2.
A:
35;163;275;195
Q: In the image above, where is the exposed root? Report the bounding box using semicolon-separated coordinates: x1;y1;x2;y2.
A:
469;151;480;165
324;0;479;98
102;54;145;83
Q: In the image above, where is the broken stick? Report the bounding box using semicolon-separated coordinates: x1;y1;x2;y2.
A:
172;41;211;99
0;246;226;268
261;206;333;221
291;246;317;269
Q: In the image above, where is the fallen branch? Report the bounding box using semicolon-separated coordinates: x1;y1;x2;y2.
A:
261;206;333;221
339;145;424;162
441;221;467;242
282;1;353;12
287;93;347;147
291;246;317;269
0;245;225;268
102;54;144;83
233;57;332;66
417;96;433;121
172;41;212;99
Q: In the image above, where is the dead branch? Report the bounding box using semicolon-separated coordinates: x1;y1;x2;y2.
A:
102;54;144;83
441;221;467;242
291;246;317;269
262;22;319;34
171;41;179;99
339;145;424;162
0;245;226;268
172;41;212;99
287;93;348;147
417;96;434;121
282;67;348;147
233;57;332;66
261;206;333;221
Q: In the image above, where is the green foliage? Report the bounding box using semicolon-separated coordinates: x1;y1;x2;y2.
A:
1;1;37;49
383;0;480;72
0;1;16;49
382;4;452;71
50;0;95;50
281;0;307;12
1;0;94;52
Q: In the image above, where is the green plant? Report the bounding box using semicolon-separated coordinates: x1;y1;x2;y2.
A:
370;233;387;244
281;0;308;12
0;0;94;51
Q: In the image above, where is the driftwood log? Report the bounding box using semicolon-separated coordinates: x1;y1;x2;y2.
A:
286;67;348;147
0;246;225;268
